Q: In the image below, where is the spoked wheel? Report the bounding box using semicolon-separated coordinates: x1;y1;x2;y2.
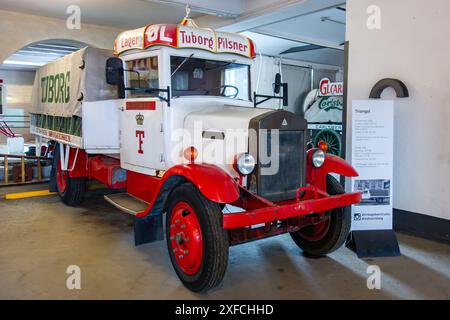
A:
290;175;351;256
166;183;228;292
54;144;86;206
313;129;342;156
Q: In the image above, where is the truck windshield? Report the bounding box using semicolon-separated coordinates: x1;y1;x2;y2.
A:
170;56;250;101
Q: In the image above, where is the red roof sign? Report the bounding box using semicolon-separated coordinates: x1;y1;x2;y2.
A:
114;24;256;58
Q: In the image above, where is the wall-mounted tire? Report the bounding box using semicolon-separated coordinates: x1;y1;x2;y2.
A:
166;182;228;292
290;175;351;256
313;129;342;156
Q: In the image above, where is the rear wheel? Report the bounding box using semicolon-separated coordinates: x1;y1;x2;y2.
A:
290;175;351;256
55;145;86;206
166;183;228;292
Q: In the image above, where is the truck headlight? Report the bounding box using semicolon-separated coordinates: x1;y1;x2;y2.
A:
312;149;325;168
236;153;255;175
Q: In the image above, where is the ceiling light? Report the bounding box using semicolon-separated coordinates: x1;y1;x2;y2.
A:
3;60;45;66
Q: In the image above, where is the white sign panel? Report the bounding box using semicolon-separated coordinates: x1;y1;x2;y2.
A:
351;100;394;230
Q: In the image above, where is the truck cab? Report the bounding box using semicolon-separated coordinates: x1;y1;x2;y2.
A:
118;45;257;180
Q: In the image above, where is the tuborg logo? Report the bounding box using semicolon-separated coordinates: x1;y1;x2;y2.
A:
41;71;70;104
136;113;144;125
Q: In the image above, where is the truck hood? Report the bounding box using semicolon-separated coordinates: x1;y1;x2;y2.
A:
184;105;271;132
183;105;272;178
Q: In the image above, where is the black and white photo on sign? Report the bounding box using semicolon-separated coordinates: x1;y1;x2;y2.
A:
354;179;391;206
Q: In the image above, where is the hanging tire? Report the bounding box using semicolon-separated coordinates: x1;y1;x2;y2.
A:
290;175;351;256
165;182;228;292
54;144;86;206
313;129;342;156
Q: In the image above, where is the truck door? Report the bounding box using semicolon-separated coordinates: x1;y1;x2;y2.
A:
119;55;165;175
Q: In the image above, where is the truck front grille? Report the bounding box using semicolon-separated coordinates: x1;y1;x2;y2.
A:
248;110;307;203
259;130;304;202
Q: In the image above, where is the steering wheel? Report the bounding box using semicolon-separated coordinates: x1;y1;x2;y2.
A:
206;85;239;98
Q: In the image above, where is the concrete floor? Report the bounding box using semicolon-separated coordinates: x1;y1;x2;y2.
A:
0;184;449;299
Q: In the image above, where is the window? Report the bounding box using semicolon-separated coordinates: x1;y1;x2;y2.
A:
171;56;250;100
126;57;159;98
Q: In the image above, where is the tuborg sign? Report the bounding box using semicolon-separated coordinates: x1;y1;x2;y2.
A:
114;24;256;58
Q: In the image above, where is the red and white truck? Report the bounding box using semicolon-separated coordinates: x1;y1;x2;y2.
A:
30;21;361;292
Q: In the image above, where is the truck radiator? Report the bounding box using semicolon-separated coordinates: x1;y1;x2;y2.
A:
259;130;305;202
248;110;307;203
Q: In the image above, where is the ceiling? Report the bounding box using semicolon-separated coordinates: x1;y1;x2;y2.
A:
245;5;346;66
0;0;346;70
0;0;200;29
254;6;345;47
2;40;85;71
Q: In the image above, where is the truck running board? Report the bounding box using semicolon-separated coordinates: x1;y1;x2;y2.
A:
104;193;149;216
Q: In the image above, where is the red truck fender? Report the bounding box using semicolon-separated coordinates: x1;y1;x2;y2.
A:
137;163;240;218
306;149;358;192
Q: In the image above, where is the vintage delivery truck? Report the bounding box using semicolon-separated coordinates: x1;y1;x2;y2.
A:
30;20;361;292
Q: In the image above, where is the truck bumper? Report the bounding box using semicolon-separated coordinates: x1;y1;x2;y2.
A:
223;191;361;229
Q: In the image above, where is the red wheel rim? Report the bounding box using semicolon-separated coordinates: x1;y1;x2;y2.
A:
56;158;68;193
169;201;203;275
298;218;330;241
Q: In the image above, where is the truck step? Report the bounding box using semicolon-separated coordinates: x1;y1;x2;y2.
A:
104;193;149;216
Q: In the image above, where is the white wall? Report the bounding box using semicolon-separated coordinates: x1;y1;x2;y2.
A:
346;0;450;220
0;69;36;143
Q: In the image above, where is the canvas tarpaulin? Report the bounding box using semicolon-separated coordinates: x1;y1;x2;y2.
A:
31;47;117;118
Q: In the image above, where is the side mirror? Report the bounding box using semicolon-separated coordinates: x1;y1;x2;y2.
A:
106;57;125;98
273;73;288;107
274;73;282;94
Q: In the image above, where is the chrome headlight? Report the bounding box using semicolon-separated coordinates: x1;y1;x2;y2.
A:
312;149;326;168
236;153;256;175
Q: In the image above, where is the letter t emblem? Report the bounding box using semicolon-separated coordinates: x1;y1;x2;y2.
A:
136;130;145;154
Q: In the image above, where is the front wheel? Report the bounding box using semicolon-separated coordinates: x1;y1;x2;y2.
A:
290;175;351;256
165;183;228;292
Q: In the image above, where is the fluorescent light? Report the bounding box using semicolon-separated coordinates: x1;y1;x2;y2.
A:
3;60;45;66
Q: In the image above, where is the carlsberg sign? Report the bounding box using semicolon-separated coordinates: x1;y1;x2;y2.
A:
41;72;70;103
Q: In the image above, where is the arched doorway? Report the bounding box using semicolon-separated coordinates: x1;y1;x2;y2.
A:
0;39;88;143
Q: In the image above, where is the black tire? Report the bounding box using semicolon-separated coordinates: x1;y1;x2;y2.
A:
57;175;86;206
54;144;86;206
165;183;228;292
290;175;351;256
